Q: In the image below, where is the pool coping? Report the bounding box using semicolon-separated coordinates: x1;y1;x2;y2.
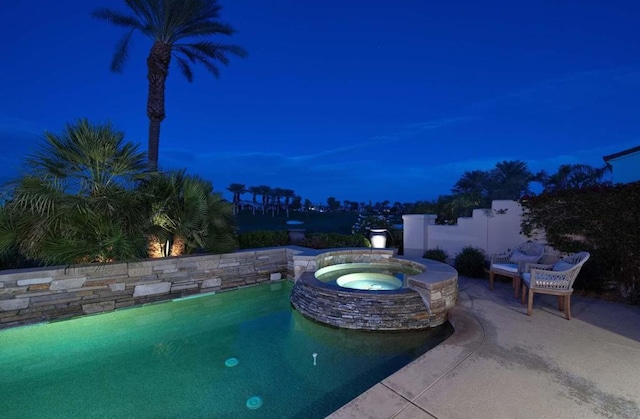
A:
327;304;483;418
328;275;640;418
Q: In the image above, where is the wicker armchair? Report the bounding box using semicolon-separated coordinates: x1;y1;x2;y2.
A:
489;242;545;298
521;252;590;320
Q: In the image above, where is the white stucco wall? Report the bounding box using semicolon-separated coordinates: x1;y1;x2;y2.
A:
403;200;529;260
608;151;640;184
402;214;437;257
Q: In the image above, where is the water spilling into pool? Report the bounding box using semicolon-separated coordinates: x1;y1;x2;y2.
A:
0;281;451;418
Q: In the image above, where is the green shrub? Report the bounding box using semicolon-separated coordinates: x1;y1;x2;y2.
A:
238;230;289;249
237;230;368;250
521;181;640;302
302;233;368;249
423;248;448;263
454;246;487;278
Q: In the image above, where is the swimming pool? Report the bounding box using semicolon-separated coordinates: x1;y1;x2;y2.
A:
0;281;451;418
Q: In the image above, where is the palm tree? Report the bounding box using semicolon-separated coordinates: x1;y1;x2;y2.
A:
140;169;186;257
93;0;248;169
257;185;271;215
489;160;533;200
327;197;340;212
226;183;246;215
247;186;260;215
141;170;236;256
280;188;295;218
0;119;150;265
269;188;280;216
452;170;491;205
535;164;611;193
273;188;285;215
171;175;235;255
434;194;479;224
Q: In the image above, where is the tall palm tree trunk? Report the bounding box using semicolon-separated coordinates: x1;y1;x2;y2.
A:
148;119;162;169
146;41;171;170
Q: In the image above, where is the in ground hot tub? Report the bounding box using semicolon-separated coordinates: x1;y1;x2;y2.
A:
336;272;402;290
314;262;419;291
290;249;458;331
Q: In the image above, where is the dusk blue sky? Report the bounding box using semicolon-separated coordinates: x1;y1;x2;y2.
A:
1;0;639;204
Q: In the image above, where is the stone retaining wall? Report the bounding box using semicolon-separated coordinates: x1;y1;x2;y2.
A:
0;248;289;329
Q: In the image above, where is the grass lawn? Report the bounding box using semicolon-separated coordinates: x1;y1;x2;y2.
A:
234;210;359;235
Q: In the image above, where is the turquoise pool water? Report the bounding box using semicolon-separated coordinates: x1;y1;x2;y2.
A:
315;263;421;290
0;281;452;418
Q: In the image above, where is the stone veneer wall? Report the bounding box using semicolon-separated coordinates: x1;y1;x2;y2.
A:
291;274;435;330
290;249;457;330
0;248;290;329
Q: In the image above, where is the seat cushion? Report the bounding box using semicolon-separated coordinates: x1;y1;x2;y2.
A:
553;260;574;272
522;272;530;286
509;250;541;264
491;263;518;274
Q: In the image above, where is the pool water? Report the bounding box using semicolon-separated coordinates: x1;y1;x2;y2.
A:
0;281;452;419
315;262;422;290
336;272;403;290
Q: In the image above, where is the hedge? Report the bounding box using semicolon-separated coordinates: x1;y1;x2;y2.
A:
521;181;640;302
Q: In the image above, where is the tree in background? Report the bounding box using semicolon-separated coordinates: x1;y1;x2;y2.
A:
489;160;533;200
451;170;491;208
93;0;247;169
226;183;246;215
280;188;296;218
424;160;534;224
258;185;271;215
290;194;302;211
534;164;611;193
247;185;260;215
326;197;341;212
272;188;284;215
429;160;611;225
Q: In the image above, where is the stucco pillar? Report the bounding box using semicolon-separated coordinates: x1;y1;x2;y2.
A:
402;214;437;257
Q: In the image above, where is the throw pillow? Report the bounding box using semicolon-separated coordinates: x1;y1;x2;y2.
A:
509;250;541;264
552;260;574;272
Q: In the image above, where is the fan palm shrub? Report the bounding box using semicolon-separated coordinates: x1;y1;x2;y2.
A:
141;170;237;256
0;119;151;265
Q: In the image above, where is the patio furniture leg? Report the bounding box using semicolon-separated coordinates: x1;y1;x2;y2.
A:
489;271;494;290
527;290;534;316
565;296;571;320
558;296;564;311
521;282;526;304
513;276;520;299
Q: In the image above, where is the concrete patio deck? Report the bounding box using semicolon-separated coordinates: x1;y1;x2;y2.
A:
329;276;640;419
